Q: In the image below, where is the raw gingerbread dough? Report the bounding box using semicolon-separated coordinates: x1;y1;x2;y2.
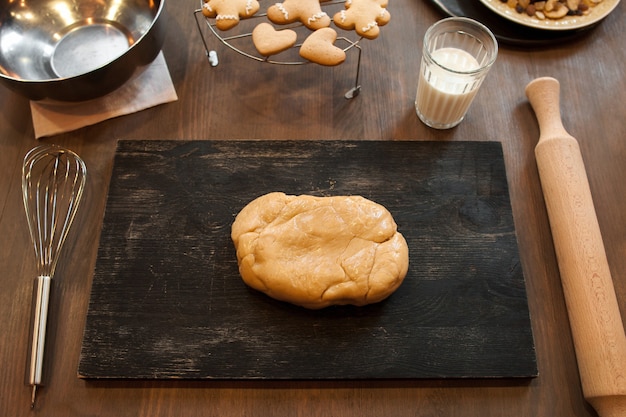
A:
231;192;409;309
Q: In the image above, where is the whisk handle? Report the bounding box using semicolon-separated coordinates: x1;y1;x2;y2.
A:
29;275;51;388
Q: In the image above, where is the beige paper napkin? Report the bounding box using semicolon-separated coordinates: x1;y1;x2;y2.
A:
30;51;178;139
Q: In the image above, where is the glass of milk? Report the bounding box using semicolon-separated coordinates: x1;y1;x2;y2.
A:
415;17;498;129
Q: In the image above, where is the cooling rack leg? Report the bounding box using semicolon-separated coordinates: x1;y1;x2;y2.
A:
344;44;362;99
193;10;219;67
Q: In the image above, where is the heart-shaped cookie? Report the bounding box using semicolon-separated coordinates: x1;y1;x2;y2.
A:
252;23;297;57
299;28;346;66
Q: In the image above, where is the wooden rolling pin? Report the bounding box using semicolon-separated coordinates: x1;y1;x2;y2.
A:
526;77;626;417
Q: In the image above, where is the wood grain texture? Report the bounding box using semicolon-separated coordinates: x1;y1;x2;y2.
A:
79;140;536;380
0;0;624;415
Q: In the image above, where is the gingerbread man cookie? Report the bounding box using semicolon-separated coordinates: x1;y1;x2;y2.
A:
202;0;261;31
333;0;391;40
267;0;331;30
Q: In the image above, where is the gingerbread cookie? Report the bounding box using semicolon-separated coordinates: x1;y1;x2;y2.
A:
333;0;391;40
267;0;331;30
299;27;346;66
202;0;261;31
252;23;298;56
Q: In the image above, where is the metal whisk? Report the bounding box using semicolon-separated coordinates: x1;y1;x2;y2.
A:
22;144;86;407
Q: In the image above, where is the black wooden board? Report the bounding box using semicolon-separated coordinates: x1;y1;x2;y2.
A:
79;140;537;380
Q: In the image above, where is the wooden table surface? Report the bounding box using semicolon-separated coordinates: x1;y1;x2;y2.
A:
1;0;624;416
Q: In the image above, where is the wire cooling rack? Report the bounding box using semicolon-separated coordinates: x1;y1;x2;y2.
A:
193;0;365;98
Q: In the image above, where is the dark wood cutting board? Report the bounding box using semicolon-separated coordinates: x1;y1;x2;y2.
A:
79;140;537;380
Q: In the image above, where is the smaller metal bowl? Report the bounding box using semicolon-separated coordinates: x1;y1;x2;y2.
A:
0;0;166;102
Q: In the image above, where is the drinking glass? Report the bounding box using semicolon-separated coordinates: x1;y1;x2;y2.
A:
415;17;498;129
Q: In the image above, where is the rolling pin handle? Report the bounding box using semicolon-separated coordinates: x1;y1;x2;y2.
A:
525;77;574;143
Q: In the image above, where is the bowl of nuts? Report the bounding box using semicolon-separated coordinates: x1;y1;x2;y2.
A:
478;0;620;31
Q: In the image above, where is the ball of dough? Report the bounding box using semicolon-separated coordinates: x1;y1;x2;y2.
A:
231;192;409;309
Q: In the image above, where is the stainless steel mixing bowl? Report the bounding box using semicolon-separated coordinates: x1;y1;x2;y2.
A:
0;0;166;101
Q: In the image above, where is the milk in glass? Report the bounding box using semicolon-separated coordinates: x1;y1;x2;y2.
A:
415;47;481;128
